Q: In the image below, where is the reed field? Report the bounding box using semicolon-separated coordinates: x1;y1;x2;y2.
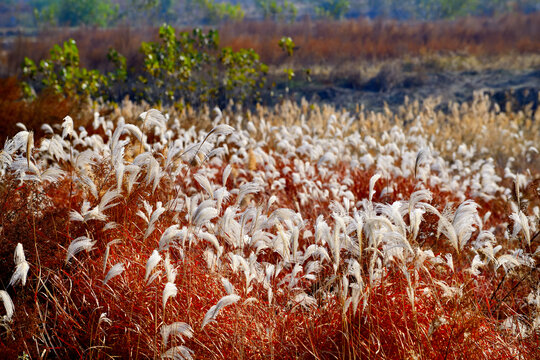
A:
0;92;538;359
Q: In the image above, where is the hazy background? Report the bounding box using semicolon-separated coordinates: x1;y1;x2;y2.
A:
1;0;539;28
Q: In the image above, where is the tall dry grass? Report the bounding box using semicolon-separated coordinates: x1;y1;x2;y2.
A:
0;93;538;359
0;77;84;145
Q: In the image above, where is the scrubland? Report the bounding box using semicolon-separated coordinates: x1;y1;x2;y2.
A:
2;12;539;77
0;91;539;359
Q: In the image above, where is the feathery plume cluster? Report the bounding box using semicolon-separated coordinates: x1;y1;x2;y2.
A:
201;294;241;329
0;99;538;359
66;236;97;263
9;243;30;287
103;263;125;285
0;291;14;321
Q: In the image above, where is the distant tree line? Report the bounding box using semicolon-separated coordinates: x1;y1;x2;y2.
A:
1;0;538;27
358;0;539;20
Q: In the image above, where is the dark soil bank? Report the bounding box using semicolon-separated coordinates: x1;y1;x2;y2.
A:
286;69;540;112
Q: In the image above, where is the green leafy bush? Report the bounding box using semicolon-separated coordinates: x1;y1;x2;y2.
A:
31;0;119;27
278;37;296;82
278;36;296;57
255;0;297;22
137;24;268;108
20;25;275;109
315;0;350;19
195;0;245;24
21;39;107;101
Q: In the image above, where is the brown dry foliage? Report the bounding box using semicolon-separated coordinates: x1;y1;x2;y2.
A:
0;77;85;144
220;13;540;65
1;13;539;77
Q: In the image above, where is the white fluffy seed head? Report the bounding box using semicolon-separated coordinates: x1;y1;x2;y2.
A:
62;115;74;139
140;109;167;134
221;277;235;295
14;243;25;265
222;164;232;186
510;210;531;247
161;322;193;347
369;173;381;202
201;294;240;329
66;236;96;263
193;207;218;227
145;250;162;282
163;282;178;309
159;225;183;251
0;290;14;321
161;345;194;360
103;263;125;285
9;261;30;287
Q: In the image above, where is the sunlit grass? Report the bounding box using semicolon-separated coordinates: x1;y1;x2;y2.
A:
0;94;538;359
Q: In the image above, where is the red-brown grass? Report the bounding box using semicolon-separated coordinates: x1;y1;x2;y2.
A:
0;97;538;359
1;153;538;358
0;77;86;144
220;12;540;65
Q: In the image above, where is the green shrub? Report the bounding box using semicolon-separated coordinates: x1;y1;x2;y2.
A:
255;0;297;22
195;0;245;24
137;24;268;108
31;0;118;27
20;25;273;109
21;39;107;102
315;0;350;19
